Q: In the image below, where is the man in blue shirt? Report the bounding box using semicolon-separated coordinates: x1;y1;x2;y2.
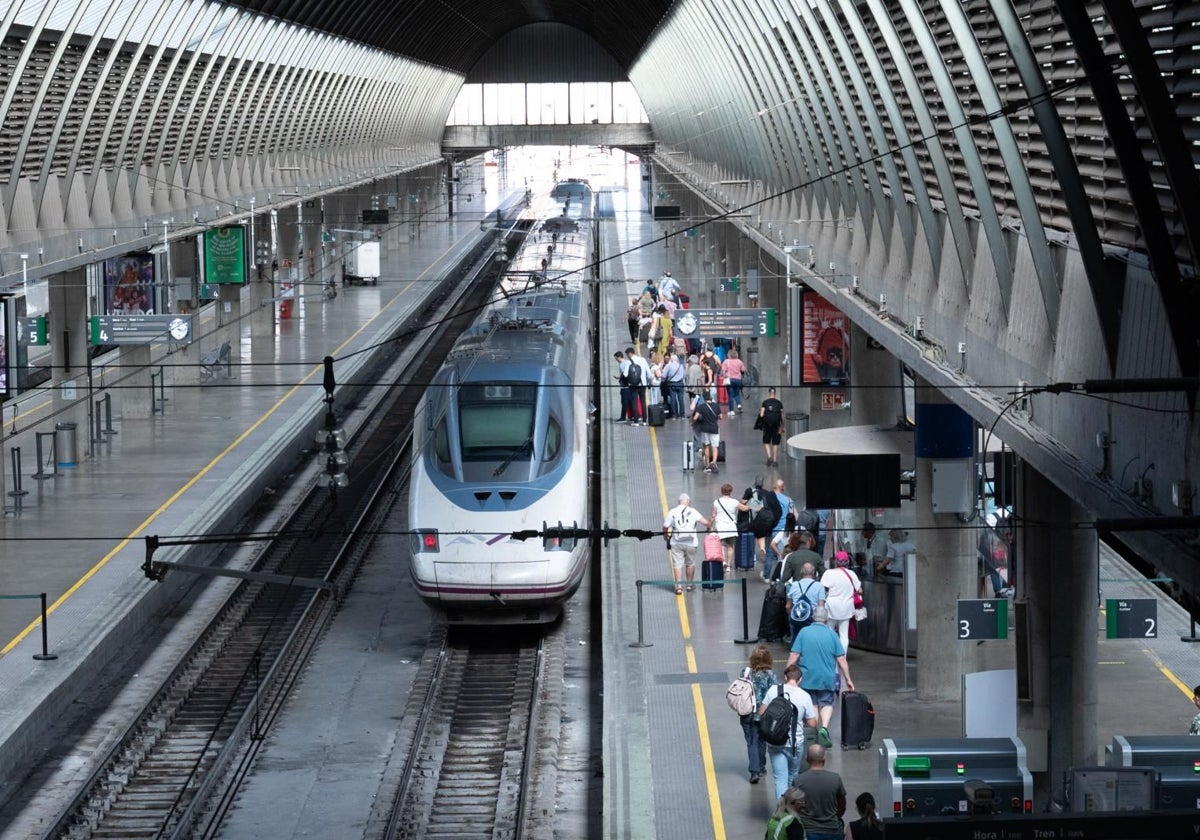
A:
787;607;855;748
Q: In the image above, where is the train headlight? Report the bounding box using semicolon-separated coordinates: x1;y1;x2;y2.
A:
412;529;440;553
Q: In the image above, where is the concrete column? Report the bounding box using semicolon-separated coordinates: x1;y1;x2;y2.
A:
1016;464;1097;803
120;345;154;418
848;322;900;426
49;269;90;455
913;382;981;701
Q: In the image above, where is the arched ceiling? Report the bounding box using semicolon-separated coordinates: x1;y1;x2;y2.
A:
224;0;674;74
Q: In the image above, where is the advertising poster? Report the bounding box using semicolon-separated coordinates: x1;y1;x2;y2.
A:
801;290;850;385
0;299;7;397
204;226;246;285
105;254;156;315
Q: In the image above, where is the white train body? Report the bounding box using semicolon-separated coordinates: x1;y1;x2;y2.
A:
408;182;594;623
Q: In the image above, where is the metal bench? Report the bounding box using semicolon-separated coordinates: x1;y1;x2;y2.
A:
199;340;232;382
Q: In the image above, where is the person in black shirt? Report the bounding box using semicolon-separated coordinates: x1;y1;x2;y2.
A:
759;387;785;466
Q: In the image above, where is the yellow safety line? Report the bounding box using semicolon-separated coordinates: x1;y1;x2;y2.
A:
1;269;434;657
652;426;725;839
1141;647;1193;698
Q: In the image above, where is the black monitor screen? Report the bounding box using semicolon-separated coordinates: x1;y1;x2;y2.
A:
804;453;901;508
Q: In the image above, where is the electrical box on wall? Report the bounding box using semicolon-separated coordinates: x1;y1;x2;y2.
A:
931;459;972;513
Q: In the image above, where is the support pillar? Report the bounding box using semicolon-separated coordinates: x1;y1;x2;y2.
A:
1016;464;1097;805
848;321;900;426
49;269;90;443
913;383;981;701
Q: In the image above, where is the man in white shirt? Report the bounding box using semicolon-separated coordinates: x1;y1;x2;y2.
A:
881;528;916;575
663;493;710;593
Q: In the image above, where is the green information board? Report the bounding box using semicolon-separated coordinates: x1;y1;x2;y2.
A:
204;226;246;285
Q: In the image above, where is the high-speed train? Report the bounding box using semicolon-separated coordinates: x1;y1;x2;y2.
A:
408;180;595;623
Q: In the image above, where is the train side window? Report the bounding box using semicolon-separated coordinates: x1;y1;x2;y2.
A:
543;419;561;461
434;419;450;462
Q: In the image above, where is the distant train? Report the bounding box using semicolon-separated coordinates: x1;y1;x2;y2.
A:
407;181;596;623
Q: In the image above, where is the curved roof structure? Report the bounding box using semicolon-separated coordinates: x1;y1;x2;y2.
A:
224;0;674;73
0;0;1196;591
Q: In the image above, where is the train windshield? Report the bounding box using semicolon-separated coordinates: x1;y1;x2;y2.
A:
453;382;560;467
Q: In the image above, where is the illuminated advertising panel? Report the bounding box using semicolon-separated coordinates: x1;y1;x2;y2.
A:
801;290;849;385
105;254;156;315
204;226;246;285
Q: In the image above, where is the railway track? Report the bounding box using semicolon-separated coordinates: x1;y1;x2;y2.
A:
40;232;513;840
384;628;564;840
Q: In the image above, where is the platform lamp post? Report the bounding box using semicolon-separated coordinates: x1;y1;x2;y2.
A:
316;355;348;494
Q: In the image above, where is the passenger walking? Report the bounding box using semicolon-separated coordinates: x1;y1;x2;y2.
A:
820;552;862;651
791;744;847;840
766;787;808;840
759;664;817;799
1189;684;1200;734
844;791;884;840
785;563;825;641
787;608;855;749
701;346;722;402
768;478;797;567
779;531;822;584
739;475;783;566
663;493;709;594
626;296;641;343
692;393;722;474
739;644;777;784
685;354;704;403
758;387;785;466
613;351;634;423
662;352;687;419
710;483;741;572
721;348;748;413
625;346;652;425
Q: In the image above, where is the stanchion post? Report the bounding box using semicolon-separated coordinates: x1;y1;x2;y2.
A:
103;393;117;436
157;366;167;407
1182;613;1200;644
151;369;161;414
7;447;28;499
735;575;757;644
32;592;57;661
32;431;57;480
628;579;653;648
92;399;106;444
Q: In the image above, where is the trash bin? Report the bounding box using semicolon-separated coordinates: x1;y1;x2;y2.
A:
55;422;78;469
786;412;809;460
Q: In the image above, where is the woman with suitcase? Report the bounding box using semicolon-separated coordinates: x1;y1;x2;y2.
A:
709;484;741;573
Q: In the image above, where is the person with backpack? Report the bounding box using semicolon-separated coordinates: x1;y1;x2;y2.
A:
766;787;808;840
739;475;783;566
758;387;785;466
625;296;641;343
785;563;826;641
787;607;855;749
734;644;777;785
692;392;722;474
624;346;651;425
758;663;817;800
662;493;710;594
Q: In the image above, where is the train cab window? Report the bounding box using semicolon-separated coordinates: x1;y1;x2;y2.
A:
543;419;561;462
433;419;450;463
458;382;537;465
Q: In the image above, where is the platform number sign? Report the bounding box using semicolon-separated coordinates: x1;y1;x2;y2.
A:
1105;599;1157;639
957;599;1009;640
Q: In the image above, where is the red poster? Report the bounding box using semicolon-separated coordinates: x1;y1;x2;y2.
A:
801;290;850;384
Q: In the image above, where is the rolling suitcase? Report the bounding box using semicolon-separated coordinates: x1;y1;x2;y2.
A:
648;403;666;427
756;583;790;642
704;532;724;562
841;690;875;749
716;440;726;462
701;559;724;591
682;440;695;471
735;531;756;571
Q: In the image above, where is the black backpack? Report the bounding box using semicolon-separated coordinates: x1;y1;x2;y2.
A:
752;492;779;532
762;403;783;428
758;684;799;749
626;362;642;386
796;508;820;535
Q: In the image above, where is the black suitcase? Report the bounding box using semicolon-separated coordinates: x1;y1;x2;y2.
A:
716;440;726;462
682;440;695;471
701;559;724;591
648;403;665;427
756;583;790;642
735;531;756;570
841;690;875;749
